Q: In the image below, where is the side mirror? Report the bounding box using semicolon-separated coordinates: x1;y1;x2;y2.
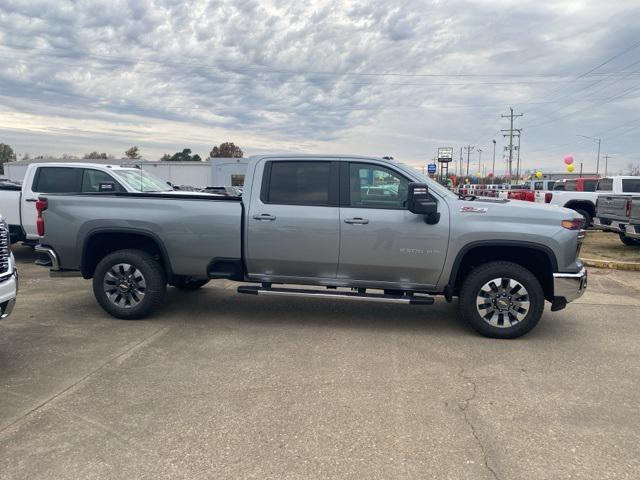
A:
98;182;116;192
407;183;440;224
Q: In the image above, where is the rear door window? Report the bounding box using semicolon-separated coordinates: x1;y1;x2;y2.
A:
583;180;597;191
263;161;333;206
32;167;83;193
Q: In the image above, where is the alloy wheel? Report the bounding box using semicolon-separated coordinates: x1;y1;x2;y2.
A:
103;263;147;308
475;277;530;328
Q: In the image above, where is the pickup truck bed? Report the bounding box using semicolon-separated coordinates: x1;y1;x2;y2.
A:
42;192;242;277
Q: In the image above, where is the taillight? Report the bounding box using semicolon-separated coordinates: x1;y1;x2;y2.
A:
545;193;553;203
626;198;632;217
562;219;584;230
36;198;47;236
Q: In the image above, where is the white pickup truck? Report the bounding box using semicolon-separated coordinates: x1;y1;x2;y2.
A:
0;162;183;244
535;176;640;226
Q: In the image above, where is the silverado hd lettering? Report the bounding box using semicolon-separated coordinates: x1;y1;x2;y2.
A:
36;155;587;339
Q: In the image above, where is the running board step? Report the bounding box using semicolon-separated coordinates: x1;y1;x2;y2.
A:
236;286;434;305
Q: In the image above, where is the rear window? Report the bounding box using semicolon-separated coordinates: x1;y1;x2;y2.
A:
583;180;597;192
264;161;331;206
597;178;613;191
32;167;82;193
622;179;640;193
565;180;577;191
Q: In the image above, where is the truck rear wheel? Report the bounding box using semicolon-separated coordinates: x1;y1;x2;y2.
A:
459;261;544;339
575;209;592;228
619;233;640;246
93;249;166;319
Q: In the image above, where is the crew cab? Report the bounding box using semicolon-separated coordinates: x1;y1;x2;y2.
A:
537;176;640;227
36;155;587;339
0;162;180;244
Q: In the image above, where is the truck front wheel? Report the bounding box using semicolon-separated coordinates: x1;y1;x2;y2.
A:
93;249;166;320
459;261;545;339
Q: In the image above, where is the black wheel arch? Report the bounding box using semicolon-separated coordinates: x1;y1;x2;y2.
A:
81;228;173;281
563;200;595;217
447;240;558;300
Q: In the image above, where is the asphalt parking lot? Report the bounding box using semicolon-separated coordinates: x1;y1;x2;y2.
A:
1;245;640;479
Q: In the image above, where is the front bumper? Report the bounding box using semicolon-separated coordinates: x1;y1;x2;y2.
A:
593;217;626;233
0;269;18;319
552;267;587;308
625;224;640;239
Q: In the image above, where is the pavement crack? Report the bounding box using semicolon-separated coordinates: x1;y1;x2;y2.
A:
0;325;170;437
457;366;501;480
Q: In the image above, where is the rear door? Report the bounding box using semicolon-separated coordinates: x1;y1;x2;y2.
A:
246;160;340;280
337;161;449;288
22;167;83;238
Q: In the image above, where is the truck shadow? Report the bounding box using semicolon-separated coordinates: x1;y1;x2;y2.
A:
162;286;569;341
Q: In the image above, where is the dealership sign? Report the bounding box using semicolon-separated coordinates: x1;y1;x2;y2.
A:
437;147;453;163
427;163;437;174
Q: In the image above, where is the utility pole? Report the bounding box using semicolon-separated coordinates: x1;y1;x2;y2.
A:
477;149;483;183
576;134;602;176
515;130;522;180
459;147;463;177
501;107;523;179
464;145;474;178
579;162;583;178
603;154;611;176
491;140;496;184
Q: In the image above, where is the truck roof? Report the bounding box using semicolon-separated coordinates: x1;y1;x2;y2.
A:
26;162;139;170
249;154;385;162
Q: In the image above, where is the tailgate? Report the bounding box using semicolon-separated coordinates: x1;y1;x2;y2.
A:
597;196;629;220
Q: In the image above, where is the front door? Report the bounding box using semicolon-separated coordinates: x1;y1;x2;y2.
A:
246;160;340;280
338;162;449;288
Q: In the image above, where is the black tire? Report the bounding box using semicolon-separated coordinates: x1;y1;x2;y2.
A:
574;209;592;228
172;277;210;291
459;261;545;339
619;232;640;246
93;249;166;320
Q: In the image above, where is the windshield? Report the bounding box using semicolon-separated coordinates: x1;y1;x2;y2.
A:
112;169;173;192
395;162;458;199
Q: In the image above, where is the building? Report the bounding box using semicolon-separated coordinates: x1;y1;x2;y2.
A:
3;157;250;188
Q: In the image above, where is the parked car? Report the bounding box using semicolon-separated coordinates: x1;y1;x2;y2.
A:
595;194;640;246
202;186;243;196
537;176;640;227
0;162;206;244
522;179;557;191
623;197;640;244
36;154;587;339
0;215;18;319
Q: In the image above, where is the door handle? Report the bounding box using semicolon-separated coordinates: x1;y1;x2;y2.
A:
25;198;37;203
253;213;276;221
344;217;369;225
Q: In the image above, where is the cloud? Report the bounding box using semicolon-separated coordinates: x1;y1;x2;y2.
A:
0;0;639;174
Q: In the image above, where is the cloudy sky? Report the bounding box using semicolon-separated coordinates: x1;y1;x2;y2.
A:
1;0;640;175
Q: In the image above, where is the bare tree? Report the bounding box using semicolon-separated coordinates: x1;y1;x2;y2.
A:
125;146;141;159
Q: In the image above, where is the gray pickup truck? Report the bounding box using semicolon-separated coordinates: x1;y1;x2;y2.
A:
35;155;587;338
595;193;640;246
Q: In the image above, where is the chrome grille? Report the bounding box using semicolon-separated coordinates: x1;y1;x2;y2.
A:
0;224;10;274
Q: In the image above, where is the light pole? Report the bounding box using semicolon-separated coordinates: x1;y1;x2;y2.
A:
576;134;601;176
492;139;496;184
